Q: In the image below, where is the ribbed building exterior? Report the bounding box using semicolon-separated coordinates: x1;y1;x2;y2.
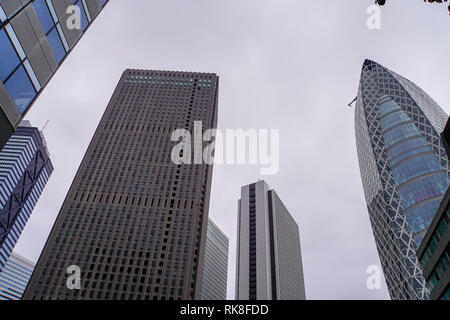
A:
355;59;449;300
0;121;52;272
0;0;109;149
236;181;306;300
200;219;229;300
0;252;35;300
24;69;219;300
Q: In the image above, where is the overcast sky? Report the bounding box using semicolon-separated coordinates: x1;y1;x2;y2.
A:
14;0;450;300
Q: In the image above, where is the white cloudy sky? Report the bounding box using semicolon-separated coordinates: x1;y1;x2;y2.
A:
14;0;450;300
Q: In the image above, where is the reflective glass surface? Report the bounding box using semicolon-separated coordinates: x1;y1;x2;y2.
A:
47;27;65;64
0;30;20;82
405;199;441;242
4;65;36;114
388;137;429;159
397;173;448;209
33;0;53;34
383;123;420;148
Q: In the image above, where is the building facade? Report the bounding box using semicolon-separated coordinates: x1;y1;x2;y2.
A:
417;187;450;300
416;118;450;300
236;181;306;300
0;252;35;300
355;59;450;299
0;120;53;272
0;0;109;149
24;69;219;300
200;219;229;300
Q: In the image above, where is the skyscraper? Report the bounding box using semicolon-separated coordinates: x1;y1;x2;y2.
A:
0;120;53;273
236;180;306;300
416;118;450;300
24;69;219;300
355;59;450;300
200;219;229;300
0;252;35;300
0;0;109;149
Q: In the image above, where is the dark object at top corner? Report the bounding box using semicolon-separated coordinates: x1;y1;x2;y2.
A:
376;0;386;5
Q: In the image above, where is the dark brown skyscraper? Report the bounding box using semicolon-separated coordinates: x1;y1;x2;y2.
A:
23;69;219;300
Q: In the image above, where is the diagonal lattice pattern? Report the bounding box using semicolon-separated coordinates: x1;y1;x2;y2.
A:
355;60;449;300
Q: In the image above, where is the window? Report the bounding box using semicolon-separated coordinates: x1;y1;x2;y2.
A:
47;27;65;63
4;65;36;114
33;0;54;34
0;30;20;81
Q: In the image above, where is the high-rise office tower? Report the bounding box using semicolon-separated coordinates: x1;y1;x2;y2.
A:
200;219;229;300
0;252;35;300
355;59;450;300
0;0;109;149
416;118;450;300
236;180;306;300
0;120;53;273
24;69;219;300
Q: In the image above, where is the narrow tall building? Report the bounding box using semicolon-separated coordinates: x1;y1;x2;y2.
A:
355;59;449;300
236;180;306;300
0;0;109;149
0;120;53;272
0;252;35;300
200;219;229;300
24;69;219;300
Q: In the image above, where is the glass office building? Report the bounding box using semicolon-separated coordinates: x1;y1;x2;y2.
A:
0;0;109;149
0;121;53;273
200;219;229;300
416;118;450;300
236;181;306;300
0;252;35;300
355;59;450;299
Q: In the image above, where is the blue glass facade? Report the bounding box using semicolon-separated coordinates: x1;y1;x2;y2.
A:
355;60;449;300
0;252;34;300
378;98;449;244
0;0;109;149
0;123;53;273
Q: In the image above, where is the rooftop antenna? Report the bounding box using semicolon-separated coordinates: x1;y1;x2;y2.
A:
348;97;357;108
41;120;50;132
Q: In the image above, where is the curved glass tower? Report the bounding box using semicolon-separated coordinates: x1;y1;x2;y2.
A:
355;60;449;300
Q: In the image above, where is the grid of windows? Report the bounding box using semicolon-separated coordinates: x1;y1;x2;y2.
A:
24;69;219;300
0;125;53;272
0;252;34;300
200;219;228;300
355;59;450;300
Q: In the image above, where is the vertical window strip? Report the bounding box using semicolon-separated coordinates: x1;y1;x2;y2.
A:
81;0;92;22
23;59;41;92
4;24;26;61
56;23;69;52
45;0;58;23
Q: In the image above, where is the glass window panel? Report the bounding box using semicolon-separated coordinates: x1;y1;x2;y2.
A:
392;154;445;186
398;173;449;209
383;122;420;148
387;137;429;159
378;100;400;118
0;30;20;82
380;110;411;132
390;146;433;167
4;65;36;114
406;199;441;240
47;27;65;64
33;0;54;34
